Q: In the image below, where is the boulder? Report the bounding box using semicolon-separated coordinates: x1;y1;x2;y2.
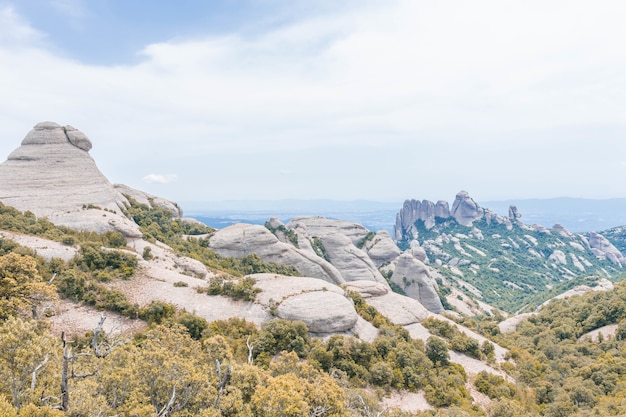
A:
253;274;359;333
362;230;402;267
286;217;388;284
450;191;484;227
208;223;346;284
390;254;444;313
346;279;429;325
588;232;625;267
508;205;522;221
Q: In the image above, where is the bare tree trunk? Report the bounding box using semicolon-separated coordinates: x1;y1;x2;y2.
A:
246;336;254;365
92;315;107;358
60;332;70;412
214;359;231;409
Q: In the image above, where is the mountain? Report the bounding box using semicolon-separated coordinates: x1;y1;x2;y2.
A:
0;122;487;337
4;122;626;415
394;191;626;312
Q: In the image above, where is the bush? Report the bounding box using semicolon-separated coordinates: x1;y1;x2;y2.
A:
139;301;176;324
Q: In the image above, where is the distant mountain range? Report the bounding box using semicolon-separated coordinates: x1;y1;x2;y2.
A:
182;197;626;234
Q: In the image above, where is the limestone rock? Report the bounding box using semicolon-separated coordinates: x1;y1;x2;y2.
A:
286;217;388;284
208;223;345;284
254;274;358;333
277;292;358;333
64;125;93;151
114;184;182;218
588;232;625;266
450;191;484;227
0;122;144;237
548;250;567;265
508;205;522;221
390;254;444;313
343;280;390;297
346;279;429;325
361;230;401;267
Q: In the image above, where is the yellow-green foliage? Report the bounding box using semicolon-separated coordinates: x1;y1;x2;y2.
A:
124;197;301;277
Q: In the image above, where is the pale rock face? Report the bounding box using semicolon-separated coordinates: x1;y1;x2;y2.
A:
549;250;567;265
390;254;444;313
508;205;522;221
588;232;625;266
0;122;142;237
450;191;484;227
435;200;450;218
345;279;429;325
552;223;573;238
208;223;346;284
409;243;429;263
362;230;401;267
394;199;451;239
0;122;184;238
114;184;182;218
286;217;388;284
253;274;358;333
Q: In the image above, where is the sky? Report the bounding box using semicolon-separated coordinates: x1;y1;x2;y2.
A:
0;0;625;206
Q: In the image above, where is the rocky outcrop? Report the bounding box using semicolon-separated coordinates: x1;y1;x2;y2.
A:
0;122;184;238
286;217;388;284
362;230;402;267
450;191;484;227
390;254;443;313
588;232;625;267
114;184;183;218
208;223;346;284
394;191;517;239
254;274;360;334
394;199;451;240
508;205;522;222
345;280;429;325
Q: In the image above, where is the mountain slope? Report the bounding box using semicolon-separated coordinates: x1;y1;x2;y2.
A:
395;191;625;312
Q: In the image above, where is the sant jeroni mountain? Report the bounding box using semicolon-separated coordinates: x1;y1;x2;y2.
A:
6;122;626;416
394;191;626;312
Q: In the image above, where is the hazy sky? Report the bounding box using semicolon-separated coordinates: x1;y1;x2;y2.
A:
1;0;625;205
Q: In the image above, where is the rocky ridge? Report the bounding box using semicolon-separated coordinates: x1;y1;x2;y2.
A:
0;122;454;334
394;191;626;312
208;216;445;313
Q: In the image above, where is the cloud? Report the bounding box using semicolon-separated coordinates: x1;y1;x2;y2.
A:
1;1;625;201
0;5;45;45
142;174;178;184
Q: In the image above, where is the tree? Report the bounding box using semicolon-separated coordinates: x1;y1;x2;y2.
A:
425;336;449;366
0;317;56;408
0;253;57;319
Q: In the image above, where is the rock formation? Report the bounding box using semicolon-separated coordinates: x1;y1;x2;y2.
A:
394;191;519;239
588;232;625;267
208;223;346;284
0;122;181;237
389;254;444;313
450;191;484;227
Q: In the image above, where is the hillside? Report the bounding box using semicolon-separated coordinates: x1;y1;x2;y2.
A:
0;122;519;416
395;191;625;312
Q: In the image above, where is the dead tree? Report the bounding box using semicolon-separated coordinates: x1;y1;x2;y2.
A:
42;317;114;412
214;359;231;409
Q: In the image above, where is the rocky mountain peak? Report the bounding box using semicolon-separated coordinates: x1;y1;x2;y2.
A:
450;190;484;226
17;121;92;152
0;122;179;237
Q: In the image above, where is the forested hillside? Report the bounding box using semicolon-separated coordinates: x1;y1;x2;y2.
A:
4;200;626;415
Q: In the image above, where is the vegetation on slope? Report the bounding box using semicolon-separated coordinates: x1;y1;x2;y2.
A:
400;217;621;312
124;197;301;277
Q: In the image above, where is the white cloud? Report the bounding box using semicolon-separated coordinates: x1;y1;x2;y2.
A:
1;1;626;201
0;5;45;45
142;174;178;184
